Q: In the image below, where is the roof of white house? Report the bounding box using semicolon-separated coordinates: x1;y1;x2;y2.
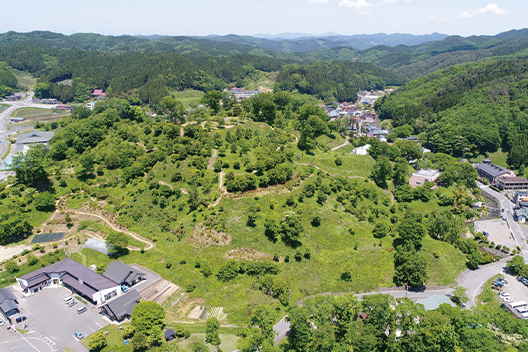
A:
16;130;54;145
411;169;442;180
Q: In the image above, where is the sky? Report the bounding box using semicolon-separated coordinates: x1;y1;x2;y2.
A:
3;0;527;37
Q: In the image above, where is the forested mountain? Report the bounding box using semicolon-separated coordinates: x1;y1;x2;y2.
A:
275;61;407;102
0;43;403;104
374;58;528;167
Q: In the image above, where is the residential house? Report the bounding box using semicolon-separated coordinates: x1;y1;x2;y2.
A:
230;88;261;100
86;102;96;110
513;191;528;207
99;289;141;321
4;95;22;101
16;258;121;304
351;144;370;155
92;89;107;99
409;169;442;188
474;159;512;185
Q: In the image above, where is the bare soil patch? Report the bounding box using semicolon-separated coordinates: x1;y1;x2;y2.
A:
187;224;231;248
225;248;272;261
0;244;32;263
187;305;206;320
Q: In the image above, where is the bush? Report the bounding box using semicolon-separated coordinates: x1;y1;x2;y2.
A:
88;331;107;352
294;251;302;262
311;215;321;227
165;261;172;269
5;260;18;273
335;157;343;166
27;254;38;266
433;251;440;259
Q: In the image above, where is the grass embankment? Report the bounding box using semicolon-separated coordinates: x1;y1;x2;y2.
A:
81;323;239;352
1;142;10;160
476;274;504;306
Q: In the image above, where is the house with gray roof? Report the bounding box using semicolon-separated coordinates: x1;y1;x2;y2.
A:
416;295;456;311
103;262;145;287
16;258;121;304
15;130;55;153
100;289;141;321
0;288;19;321
475;159;512;185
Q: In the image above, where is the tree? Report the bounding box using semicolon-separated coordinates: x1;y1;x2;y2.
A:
205;317;221;348
287;307;311;352
398;212;426;250
394;247;428;287
11;147;49;189
217;260;240;281
26;254;38;266
251;305;276;343
372;221;389;239
33;192;56;211
393;159;409;186
371;156;393;188
106;231;129;254
105;150;119;169
281;211;303;244
5;260;18;273
452;286;469;305
88;331;107;352
131;331;148;351
131;301;165;334
201;90;224;115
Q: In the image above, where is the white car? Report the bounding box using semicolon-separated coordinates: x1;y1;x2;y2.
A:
503;297;514;302
500;292;510;298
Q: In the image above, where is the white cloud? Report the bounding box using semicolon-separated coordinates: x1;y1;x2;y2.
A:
383;0;398;3
309;0;328;3
476;3;506;15
425;15;448;21
338;0;373;10
458;11;474;18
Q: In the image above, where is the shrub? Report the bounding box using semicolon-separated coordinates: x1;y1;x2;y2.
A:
433;251;440;259
294;251;302;262
311;215;321;227
335;157;343;166
5;260;18;273
27;254;38;266
165;261;172;269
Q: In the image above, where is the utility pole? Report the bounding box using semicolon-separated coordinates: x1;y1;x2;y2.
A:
63;242;67;258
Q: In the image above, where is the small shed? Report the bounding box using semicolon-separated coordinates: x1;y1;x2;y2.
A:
164;329;176;341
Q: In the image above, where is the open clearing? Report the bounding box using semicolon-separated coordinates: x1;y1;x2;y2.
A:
474;219;517;250
12;107;66;121
0;244;32;262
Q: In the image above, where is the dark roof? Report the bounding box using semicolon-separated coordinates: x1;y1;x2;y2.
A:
165;329;176;339
16;130;55;145
62;273;98;297
0;288;16;303
475;162;510;178
102;290;141;320
26;274;50;289
103;262;145;285
498;176;528;184
0;300;18;314
19;258;117;292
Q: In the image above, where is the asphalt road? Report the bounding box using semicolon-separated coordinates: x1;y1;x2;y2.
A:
478;182;528;262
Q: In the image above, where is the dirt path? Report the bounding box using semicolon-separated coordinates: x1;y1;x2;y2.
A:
159;180;174;190
43;194;155;251
181;188;189;195
209;171;227;207
207;149;218;170
331;136;350;151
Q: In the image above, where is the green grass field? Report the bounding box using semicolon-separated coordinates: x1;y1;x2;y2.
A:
472;149;509;168
171;89;205;109
13;70;37;91
12;107;66;121
178;333;240;352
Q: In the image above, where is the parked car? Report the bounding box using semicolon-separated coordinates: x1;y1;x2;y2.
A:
121;285;128;293
500;292;510;298
503;297;514;302
75;331;84;340
498;278;508;285
77;307;87;314
64;296;74;304
15;316;26;324
67;300;77;307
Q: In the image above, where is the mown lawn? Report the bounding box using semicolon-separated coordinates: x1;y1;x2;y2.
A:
177;333;240;352
171;89;204;109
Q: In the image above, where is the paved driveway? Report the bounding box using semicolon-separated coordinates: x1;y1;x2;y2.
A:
0;328;55;352
13;286;110;352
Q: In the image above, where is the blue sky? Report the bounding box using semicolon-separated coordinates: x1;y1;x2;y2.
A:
4;0;527;37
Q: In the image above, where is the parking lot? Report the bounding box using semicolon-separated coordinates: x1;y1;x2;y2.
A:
494;271;528;316
475;219;517;250
0;328;55;352
13;286;110;352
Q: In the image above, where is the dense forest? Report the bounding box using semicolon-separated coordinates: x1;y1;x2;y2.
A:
375;58;528;168
2;30;528;78
0;43;403;105
274;61;407;102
